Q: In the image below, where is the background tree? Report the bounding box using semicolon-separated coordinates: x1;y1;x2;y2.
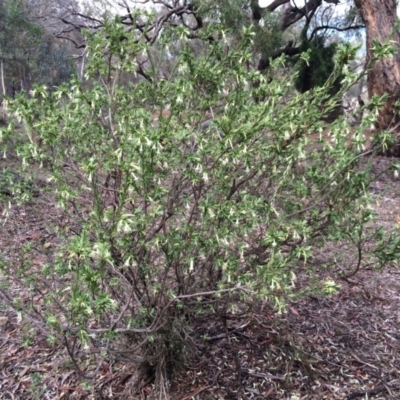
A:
0;0;43;96
0;0;76;98
354;0;400;154
56;0;400;153
56;1;363;95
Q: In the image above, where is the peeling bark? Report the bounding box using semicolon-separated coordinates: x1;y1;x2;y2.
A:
354;0;400;154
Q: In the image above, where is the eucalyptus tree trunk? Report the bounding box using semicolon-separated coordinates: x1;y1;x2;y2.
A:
354;0;400;154
0;59;5;98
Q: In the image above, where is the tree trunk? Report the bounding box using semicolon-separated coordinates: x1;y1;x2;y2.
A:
354;0;400;155
0;59;6;99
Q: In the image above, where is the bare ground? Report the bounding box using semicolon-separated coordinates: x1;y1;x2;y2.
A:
1;156;400;400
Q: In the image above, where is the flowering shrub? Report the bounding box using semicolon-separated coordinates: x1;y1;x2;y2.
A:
1;19;398;395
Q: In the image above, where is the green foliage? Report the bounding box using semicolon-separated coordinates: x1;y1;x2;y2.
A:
253;10;284;59
192;0;250;31
0;17;394;393
0;0;74;96
294;35;341;93
35;39;75;88
0;169;35;202
191;0;284;59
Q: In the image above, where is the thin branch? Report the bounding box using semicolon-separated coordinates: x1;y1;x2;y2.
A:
309;24;365;41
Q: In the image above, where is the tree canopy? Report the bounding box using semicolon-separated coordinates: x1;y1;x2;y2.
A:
53;0;400;152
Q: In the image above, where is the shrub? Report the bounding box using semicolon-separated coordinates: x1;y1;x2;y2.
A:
0;18;397;396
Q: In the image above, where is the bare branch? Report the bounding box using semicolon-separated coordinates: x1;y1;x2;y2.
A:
309;23;365;41
280;0;322;31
